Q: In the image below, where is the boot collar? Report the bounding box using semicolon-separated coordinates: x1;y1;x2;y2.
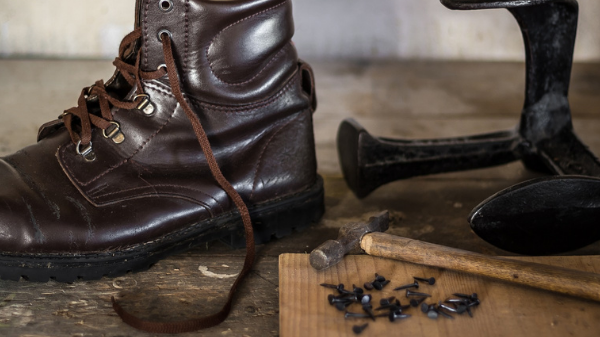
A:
139;0;297;105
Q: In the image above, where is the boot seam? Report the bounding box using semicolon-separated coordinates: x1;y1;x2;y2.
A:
59;96;180;187
205;0;289;86
61;67;299;188
183;0;190;75
143;0;150;69
249;109;307;200
0;179;322;257
91;185;221;216
207;44;290;87
145;71;299;113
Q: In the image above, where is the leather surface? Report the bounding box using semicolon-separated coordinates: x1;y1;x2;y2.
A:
0;0;317;254
142;0;298;105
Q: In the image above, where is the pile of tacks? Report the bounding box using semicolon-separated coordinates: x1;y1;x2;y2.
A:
322;273;482;334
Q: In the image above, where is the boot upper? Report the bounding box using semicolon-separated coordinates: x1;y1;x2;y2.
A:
0;0;317;254
142;0;298;105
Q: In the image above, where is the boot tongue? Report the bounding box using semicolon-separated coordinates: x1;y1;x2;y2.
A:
125;0;144;59
134;0;144;29
40;2;143;141
104;0;145;99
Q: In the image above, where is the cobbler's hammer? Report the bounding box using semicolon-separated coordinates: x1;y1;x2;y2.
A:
310;211;600;303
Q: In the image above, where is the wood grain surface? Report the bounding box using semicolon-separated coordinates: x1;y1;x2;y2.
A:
1;60;600;336
279;254;600;337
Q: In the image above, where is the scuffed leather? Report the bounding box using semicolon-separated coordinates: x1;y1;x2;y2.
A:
0;0;317;254
1;133;210;253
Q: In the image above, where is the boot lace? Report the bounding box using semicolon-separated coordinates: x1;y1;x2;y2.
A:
62;29;166;152
63;28;256;334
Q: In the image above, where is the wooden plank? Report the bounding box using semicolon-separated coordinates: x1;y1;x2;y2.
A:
0;254;280;337
0;60;599;336
279;254;600;337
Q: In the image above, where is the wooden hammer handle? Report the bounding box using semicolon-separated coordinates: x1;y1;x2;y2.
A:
362;232;600;302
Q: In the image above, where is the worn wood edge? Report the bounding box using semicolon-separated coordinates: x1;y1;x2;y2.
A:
280;253;600;276
280;253;600;271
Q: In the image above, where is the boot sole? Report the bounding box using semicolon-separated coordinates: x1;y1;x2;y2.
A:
0;176;325;283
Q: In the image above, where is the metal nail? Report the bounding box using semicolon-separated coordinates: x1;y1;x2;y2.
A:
320;283;338;289
339;293;360;303
466;299;481;307
437;309;454;320
345;311;370;319
455;304;468;314
444;298;470;305
410;297;427;307
421;303;435;314
427;309;439;319
375;299;397;311
380;296;396;306
466;307;473;318
335;301;352;311
376;299;403;311
375;280;390;290
375;273;386;282
328;294;353;305
362;306;376;321
399;304;411;311
394;281;419;291
337;284;353;295
352;323;369;335
438;301;466;314
406;289;431;298
346;293;361;301
363;282;374;290
352;284;364;295
414;276;436;285
389;309;411;322
453;292;478;301
375;299;394;311
360;294;372;306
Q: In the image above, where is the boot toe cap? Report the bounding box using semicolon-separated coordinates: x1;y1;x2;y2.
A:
0;158;53;252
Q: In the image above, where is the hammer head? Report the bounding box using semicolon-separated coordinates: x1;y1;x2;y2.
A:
309;211;389;270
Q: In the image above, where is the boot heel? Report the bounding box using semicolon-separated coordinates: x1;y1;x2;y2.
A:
221;176;325;248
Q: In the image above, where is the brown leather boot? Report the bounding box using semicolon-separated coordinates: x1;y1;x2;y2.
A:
0;0;323;286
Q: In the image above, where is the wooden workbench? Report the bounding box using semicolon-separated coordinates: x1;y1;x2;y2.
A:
279;254;600;337
0;60;599;336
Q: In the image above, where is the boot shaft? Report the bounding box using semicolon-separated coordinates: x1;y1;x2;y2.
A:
138;0;298;105
0;0;319;255
31;0;318;209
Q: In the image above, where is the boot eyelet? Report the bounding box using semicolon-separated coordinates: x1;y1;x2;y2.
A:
76;141;96;162
158;29;172;42
159;0;174;12
102;121;126;144
134;94;156;117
